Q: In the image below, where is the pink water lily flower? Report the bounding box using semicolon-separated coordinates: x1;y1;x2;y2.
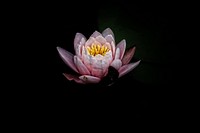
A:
57;28;140;84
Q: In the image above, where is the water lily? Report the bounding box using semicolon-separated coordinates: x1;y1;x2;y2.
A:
57;28;140;84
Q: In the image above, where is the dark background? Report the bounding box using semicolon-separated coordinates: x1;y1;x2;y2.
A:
20;1;194;122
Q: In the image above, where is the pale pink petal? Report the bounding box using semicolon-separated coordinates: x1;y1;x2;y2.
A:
114;48;120;60
103;42;111;50
81;46;94;71
75;44;82;58
102;28;114;38
85;37;95;47
90;31;102;38
57;47;79;73
116;39;126;60
63;73;85;84
110;59;122;70
74;33;86;50
96;35;106;44
122;47;136;65
105;35;115;44
111;41;116;57
74;56;91;75
118;60;141;78
91;59;108;78
79;75;101;83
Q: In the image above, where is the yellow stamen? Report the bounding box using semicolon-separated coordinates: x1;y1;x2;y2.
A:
87;44;109;56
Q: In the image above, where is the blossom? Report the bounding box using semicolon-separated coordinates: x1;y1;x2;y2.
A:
57;28;140;84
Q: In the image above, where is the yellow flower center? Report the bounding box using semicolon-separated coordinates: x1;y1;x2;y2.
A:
87;44;109;56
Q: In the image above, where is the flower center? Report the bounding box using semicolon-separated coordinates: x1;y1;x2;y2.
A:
87;44;109;56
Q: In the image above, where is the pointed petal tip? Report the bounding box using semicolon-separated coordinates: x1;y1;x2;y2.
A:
56;46;61;50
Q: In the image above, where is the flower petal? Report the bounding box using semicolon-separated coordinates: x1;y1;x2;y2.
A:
75;44;82;58
57;47;79;73
122;47;136;65
114;47;120;60
96;35;106;44
105;34;114;43
79;75;101;83
85;37;95;47
118;60;141;78
110;59;122;70
74;56;91;75
74;33;86;50
102;28;114;38
116;39;126;60
90;31;102;38
63;73;85;84
111;41;116;57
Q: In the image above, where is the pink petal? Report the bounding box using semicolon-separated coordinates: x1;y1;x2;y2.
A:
90;31;102;38
74;33;86;50
111;41;116;57
79;75;101;83
85;37;95;47
57;47;79;73
116;39;126;60
91;68;105;78
91;58;109;78
110;59;122;70
63;73;85;84
105;35;115;44
122;47;136;65
74;56;91;75
102;28;114;38
96;35;106;44
114;48;120;60
75;45;82;58
118;60;141;78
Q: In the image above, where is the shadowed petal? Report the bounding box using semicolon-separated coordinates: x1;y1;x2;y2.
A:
57;47;79;73
116;39;126;60
79;75;101;83
102;28;114;38
74;33;86;50
122;47;136;65
110;59;122;70
90;31;102;38
63;73;85;84
118;60;141;78
74;56;91;75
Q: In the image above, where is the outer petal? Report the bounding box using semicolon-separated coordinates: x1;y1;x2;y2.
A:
79;75;101;83
102;28;114;38
74;33;86;51
74;56;91;75
116;39;126;60
118;60;141;78
63;73;85;84
122;47;136;65
114;48;120;60
110;41;116;57
57;47;79;73
110;59;122;70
